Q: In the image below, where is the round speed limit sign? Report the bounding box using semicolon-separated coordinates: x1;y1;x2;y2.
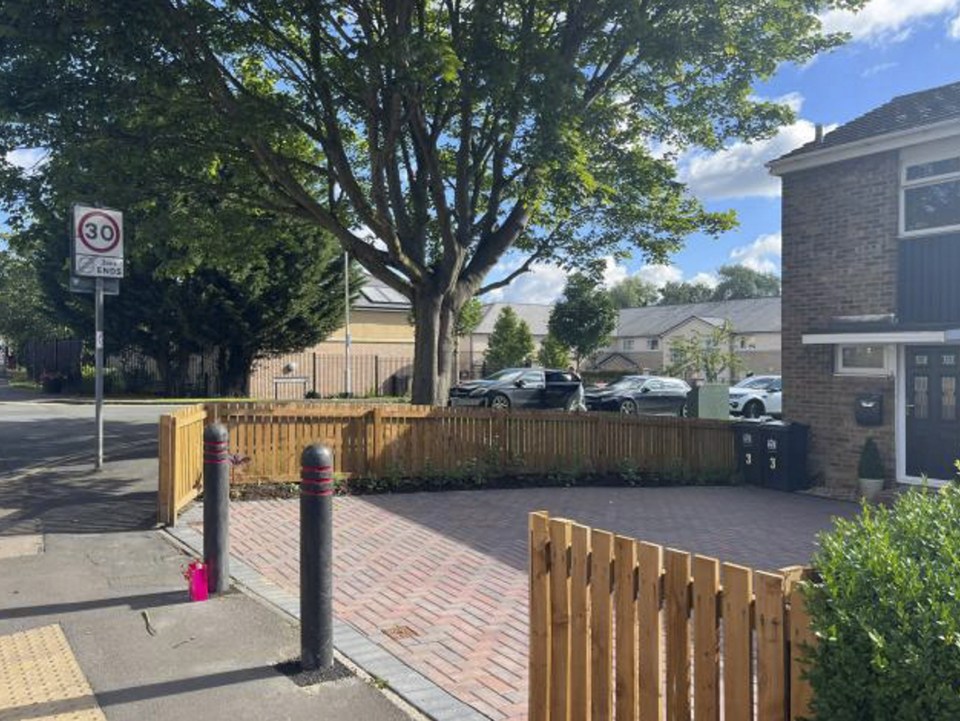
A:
76;209;122;254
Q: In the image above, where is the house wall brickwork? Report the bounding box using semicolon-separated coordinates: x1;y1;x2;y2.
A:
781;150;899;488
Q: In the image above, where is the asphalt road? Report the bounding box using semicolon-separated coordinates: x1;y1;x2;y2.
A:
0;379;178;479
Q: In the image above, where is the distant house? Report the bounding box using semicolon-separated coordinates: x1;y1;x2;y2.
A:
464;303;553;374
769;80;960;488
592;297;781;381
250;274;415;398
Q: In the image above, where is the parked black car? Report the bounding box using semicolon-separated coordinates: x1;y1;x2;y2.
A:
448;367;582;410
584;375;691;415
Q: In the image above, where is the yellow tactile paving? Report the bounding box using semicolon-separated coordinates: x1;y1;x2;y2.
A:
0;624;106;721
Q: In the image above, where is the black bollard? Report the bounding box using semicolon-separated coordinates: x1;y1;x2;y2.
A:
300;444;334;671
203;423;230;594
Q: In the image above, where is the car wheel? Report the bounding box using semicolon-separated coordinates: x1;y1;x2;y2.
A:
743;400;764;419
489;393;511;410
619;399;637;415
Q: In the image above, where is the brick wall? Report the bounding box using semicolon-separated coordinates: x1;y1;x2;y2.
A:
781;150;899;488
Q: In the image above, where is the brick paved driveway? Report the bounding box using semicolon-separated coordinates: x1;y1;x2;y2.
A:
201;487;855;720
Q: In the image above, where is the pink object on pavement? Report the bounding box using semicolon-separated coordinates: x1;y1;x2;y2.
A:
187;560;208;602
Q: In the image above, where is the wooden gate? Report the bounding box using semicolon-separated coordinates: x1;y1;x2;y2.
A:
528;512;815;721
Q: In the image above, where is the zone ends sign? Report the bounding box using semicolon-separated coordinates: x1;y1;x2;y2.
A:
73;205;124;278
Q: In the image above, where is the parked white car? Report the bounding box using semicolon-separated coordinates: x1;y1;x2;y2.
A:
729;375;782;418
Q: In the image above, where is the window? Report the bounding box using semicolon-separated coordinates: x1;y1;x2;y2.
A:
648;338;660;351
835;344;892;376
622;339;634;351
901;142;960;236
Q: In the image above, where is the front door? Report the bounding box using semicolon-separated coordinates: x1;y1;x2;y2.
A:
906;346;960;480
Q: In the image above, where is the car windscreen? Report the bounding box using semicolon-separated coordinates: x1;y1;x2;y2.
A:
735;377;776;389
607;377;646;391
486;369;523;382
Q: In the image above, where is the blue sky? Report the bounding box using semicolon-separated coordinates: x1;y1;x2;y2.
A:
489;0;960;303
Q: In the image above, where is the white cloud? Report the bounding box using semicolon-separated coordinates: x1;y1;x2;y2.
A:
601;257;629;288
950;11;960;36
689;272;719;289
486;262;570;304
861;61;899;77
820;0;960;44
729;232;782;274
679;120;822;200
634;263;683;288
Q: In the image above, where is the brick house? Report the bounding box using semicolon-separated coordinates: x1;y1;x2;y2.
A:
592;297;781;381
769;80;960;489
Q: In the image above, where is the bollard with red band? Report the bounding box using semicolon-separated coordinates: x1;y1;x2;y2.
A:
300;444;334;671
203;423;230;594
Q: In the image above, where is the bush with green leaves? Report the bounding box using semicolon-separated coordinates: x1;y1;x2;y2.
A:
805;485;960;720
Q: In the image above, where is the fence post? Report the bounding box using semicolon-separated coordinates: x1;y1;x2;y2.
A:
301;444;335;671
203;422;231;594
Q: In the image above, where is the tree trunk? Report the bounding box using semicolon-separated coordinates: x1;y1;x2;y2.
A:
410;289;458;405
218;346;253;397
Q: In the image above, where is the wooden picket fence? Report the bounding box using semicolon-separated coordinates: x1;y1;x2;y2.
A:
157;405;207;525
206;401;736;483
529;512;816;721
158;402;737;524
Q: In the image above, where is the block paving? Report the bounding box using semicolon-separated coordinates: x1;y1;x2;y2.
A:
196;486;855;720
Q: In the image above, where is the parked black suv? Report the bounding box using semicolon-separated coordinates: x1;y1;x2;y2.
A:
448;367;582;409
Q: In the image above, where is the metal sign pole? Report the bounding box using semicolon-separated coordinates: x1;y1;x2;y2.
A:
95;277;104;470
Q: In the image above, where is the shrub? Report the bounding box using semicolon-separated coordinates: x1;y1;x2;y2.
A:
804;485;960;720
857;437;884;479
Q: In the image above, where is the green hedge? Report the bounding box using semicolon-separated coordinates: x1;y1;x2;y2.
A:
805;485;960;720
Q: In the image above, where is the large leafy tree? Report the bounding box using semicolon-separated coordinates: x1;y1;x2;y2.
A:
548;274;617;369
658;281;715;306
608;276;659;309
712;264;781;300
1;78;352;395
0;0;862;403
0;246;67;354
484;307;534;372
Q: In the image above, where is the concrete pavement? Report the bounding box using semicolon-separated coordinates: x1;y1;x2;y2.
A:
0;399;416;721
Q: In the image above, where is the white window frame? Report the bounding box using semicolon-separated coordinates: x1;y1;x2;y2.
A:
834;344;895;377
647;338;659;350
900;139;960;238
622;339;634;351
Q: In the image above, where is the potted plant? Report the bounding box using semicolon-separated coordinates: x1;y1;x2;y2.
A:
857;437;885;502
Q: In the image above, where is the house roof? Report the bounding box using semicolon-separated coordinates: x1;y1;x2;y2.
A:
354;274;410;311
617;297;781;337
476;303;552;336
778;80;960;162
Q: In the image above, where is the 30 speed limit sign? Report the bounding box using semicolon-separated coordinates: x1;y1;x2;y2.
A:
73;205;124;278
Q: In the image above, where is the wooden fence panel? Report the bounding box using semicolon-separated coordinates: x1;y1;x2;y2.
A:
549;519;572;721
570;524;592;721
637;541;663;721
591;530;614;721
693;556;720;721
614;536;638;721
789;585;815;721
664;549;691;721
187;404;735;488
157;406;206;525
530;512;552;721
721;563;753;721
756;572;786;721
530;515;816;721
